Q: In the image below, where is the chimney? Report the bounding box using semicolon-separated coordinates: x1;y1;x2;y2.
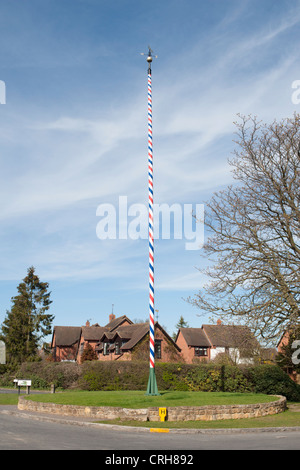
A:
109;313;116;323
109;304;115;323
217;319;222;326
85;320;90;327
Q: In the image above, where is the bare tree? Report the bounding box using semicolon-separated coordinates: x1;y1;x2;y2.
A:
190;114;300;344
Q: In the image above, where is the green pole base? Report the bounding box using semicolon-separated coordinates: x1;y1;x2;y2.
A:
145;367;160;396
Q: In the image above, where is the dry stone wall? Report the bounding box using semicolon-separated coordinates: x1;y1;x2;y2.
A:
18;395;286;422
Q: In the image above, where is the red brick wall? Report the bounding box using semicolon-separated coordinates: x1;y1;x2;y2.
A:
176;331;194;363
54;345;78;362
175;331;210;363
155;328;182;362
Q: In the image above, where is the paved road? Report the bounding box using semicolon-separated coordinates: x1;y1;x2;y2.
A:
1;408;300;451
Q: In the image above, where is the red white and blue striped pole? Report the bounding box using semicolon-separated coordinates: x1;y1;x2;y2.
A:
143;47;159;395
148;63;155;370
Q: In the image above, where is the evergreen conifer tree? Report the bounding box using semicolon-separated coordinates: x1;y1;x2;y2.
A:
0;266;54;364
172;315;190;340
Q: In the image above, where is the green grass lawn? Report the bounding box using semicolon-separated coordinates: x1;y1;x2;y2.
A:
0;393;19;405
20;390;276;408
99;409;300;430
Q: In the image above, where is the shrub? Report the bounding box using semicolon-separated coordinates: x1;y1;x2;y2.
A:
246;365;300;401
168;364;250;393
79;361;149;391
222;365;251;393
80;344;98;363
14;361;81;389
155;363;191;390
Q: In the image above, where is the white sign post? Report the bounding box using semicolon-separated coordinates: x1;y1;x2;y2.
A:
17;380;32;395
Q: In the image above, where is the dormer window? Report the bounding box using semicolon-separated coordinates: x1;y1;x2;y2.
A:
103;342;109;356
115;342;121;355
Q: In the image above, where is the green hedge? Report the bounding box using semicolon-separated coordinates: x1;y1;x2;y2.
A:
79;362;300;400
79;361;149;391
0;362;81;390
1;361;300;401
245;365;300;402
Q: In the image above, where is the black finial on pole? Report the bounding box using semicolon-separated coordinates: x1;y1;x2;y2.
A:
147;46;153;74
140;46;157;74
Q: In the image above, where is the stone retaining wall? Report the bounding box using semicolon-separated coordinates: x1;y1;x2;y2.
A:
18;395;286;422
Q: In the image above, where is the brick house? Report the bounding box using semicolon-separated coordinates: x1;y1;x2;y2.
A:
51;314;181;364
94;321;181;363
51;315;131;363
176;320;259;364
51;316;259;365
51;326;82;362
175;328;211;362
77;315;133;363
77;323;107;362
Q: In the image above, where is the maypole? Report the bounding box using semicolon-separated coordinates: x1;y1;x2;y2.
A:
142;47;159;396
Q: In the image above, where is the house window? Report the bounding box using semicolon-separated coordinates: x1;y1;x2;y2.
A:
103;342;109;356
194;347;208;357
115;342;121;355
155;340;162;359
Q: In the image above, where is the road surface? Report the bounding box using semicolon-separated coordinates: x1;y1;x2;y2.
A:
1;411;300;451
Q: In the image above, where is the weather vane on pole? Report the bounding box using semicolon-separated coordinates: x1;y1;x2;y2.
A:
140;46;158;74
141;46;159;396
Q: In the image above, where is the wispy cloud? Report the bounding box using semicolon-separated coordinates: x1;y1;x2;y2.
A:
0;0;299;289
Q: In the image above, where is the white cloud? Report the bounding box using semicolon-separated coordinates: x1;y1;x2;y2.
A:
157;270;206;291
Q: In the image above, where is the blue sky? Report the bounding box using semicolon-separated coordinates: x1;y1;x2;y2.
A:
0;0;300;340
